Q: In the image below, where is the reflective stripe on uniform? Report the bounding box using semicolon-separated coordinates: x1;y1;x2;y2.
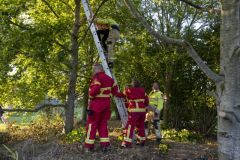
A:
85;139;95;144
92;80;101;86
138;136;146;141
95;94;111;98
100;137;110;142
87;124;92;138
100;87;112;92
128;108;146;112
128;99;145;108
124;137;132;143
126;125;131;139
112;82;117;87
95;87;112;98
128;99;145;103
85;124;95;144
124;124;132;143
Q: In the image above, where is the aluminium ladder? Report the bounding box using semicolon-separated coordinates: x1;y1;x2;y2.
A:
81;0;128;127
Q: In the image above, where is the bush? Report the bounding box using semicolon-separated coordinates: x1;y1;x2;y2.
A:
7;113;64;143
162;129;203;143
158;143;169;154
63;128;86;144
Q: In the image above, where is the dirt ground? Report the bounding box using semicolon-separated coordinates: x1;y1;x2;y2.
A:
0;135;218;160
0;121;218;160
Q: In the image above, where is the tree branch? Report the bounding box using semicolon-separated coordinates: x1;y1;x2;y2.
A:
179;0;202;9
124;0;223;83
41;0;60;18
59;0;74;13
124;0;184;45
2;104;65;112
178;0;220;14
9;20;29;30
184;41;223;82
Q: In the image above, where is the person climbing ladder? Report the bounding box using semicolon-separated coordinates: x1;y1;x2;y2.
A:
95;18;120;68
82;0;128;129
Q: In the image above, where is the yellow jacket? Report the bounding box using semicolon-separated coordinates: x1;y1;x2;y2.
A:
95;18;118;26
149;90;164;111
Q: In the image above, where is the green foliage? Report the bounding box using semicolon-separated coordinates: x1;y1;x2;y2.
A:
162;129;203;143
0;0;220;136
63;128;86;144
158;143;169;154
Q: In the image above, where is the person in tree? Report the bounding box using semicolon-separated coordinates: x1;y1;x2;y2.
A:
95;18;120;68
145;82;164;143
0;105;7;124
121;79;149;148
84;63;122;153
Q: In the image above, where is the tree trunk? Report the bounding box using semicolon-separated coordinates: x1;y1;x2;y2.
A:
163;61;174;125
218;1;240;159
64;0;81;134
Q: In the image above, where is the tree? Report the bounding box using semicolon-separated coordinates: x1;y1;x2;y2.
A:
64;0;81;134
0;0;112;133
123;0;240;159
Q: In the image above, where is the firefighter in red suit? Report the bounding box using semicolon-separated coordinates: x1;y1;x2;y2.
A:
121;79;149;148
84;63;121;152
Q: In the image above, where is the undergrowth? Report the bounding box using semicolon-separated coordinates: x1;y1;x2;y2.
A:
162;129;203;143
62;127;86;144
7;113;64;143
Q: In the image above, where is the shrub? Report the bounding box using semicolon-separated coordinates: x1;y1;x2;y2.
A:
162;129;203;142
158;143;169;154
7;113;64;143
63;128;85;144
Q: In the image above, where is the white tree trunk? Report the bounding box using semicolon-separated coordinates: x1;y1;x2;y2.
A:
218;0;240;159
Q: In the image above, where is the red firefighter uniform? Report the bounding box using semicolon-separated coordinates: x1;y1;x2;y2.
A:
122;87;149;147
84;71;120;149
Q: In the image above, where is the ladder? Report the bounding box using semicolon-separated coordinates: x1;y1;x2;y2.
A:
81;0;128;127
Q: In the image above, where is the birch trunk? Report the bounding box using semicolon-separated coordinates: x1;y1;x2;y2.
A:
218;1;240;159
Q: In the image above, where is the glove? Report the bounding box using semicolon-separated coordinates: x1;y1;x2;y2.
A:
87;109;94;116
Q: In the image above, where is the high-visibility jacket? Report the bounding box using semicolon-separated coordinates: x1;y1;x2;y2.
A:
88;72;119;112
95;18;118;26
124;87;149;113
149;90;164;111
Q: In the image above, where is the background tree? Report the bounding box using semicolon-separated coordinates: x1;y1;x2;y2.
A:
0;0;103;133
123;0;240;159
